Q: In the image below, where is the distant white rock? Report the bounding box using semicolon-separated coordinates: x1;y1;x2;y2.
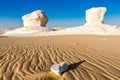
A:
85;7;106;26
51;62;68;76
22;10;48;27
3;10;53;36
3;7;120;37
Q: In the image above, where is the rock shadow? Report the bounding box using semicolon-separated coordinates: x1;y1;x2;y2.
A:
68;60;85;70
62;60;85;76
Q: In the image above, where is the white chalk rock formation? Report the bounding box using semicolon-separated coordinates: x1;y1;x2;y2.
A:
3;10;53;36
3;26;53;36
22;10;48;27
3;7;120;37
51;62;69;76
85;7;106;25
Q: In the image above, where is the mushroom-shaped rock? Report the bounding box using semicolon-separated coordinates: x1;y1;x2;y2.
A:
51;62;69;76
85;7;106;25
22;10;48;27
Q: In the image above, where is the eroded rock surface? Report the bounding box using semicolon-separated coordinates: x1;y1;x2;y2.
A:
51;62;69;76
85;7;106;25
22;10;48;27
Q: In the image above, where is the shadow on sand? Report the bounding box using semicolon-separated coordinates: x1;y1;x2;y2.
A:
68;60;85;70
61;60;85;77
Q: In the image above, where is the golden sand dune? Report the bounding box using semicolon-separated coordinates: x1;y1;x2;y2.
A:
0;35;120;80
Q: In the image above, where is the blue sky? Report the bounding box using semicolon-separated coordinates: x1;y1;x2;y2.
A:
0;0;120;28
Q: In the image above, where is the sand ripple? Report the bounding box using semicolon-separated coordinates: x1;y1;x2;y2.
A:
0;35;120;80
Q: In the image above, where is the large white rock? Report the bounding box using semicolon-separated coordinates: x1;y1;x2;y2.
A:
3;7;120;37
22;10;48;27
85;7;106;25
51;62;68;76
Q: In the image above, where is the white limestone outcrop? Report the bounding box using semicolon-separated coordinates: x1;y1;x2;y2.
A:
22;10;48;27
3;10;53;36
51;62;69;76
3;26;53;36
3;7;120;37
85;7;106;26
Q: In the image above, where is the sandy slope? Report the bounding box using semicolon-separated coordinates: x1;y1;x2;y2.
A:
0;35;120;80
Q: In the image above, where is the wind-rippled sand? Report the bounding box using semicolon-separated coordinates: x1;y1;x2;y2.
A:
0;35;120;80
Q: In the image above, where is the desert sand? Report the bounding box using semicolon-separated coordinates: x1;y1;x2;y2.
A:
0;35;120;80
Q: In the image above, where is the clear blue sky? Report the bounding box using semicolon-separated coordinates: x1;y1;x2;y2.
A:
0;0;120;28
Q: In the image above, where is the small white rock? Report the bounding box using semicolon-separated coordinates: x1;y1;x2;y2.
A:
51;62;69;76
